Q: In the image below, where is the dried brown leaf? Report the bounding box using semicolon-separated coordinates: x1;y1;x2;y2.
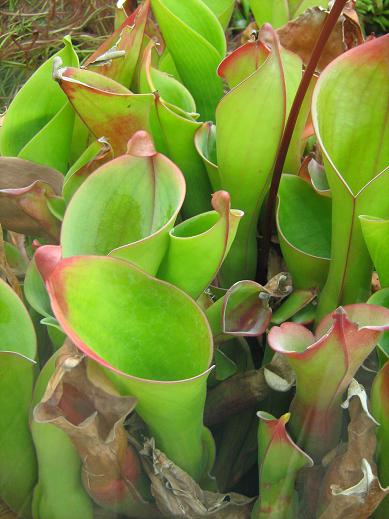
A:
277;6;363;71
140;439;254;518
264;272;293;298
320;460;389;519
33;342;158;517
319;380;389;518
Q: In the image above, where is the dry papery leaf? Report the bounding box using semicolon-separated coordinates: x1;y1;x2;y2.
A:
277;4;363;71
33;342;157;516
241;3;363;71
140;439;254;518
264;271;293;299
318;379;389;518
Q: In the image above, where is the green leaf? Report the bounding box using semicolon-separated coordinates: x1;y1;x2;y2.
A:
371;361;389;518
139;43;213;217
54;64;153;156
216;29;301;284
0;279;37;517
38;252;214;482
40;317;66;351
271;288;317;324
86;6;142;66
39;316;62;333
222;281;272;336
368;289;389;366
284;75;316;175
47;196;66;221
194;122;220;191
17;102;75;174
158;190;243;298
24;256;53;318
69;114;90;166
289;0;329;18
61;131;185;275
291;302;317;324
215;349;238;381
314;35;389;321
150;0;226;120
250;0;289;28
360;215;389;289
86;1;150;88
269;304;389;460
0;37;78;160
207;273;291;342
63;138;113;203
217;39;268;90
0;276;36;362
276;174;331;290
252;412;313;519
201;0;235;29
4;241;29;277
139;42;197;114
152;99;212;217
158;47;181;79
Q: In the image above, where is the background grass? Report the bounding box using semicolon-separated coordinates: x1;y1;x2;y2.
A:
357;0;389;33
0;0;115;106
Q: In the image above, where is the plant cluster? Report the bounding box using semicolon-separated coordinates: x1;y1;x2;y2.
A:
0;1;388;518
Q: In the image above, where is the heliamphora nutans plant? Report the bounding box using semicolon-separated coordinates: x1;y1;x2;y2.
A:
314;34;389;321
216;24;304;284
36;248;215;484
0;279;37;518
252;411;313;518
0;0;388;518
371;361;389;518
268;304;389;460
0;37;79;173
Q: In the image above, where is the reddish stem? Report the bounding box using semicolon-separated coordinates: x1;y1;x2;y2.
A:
257;0;349;283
